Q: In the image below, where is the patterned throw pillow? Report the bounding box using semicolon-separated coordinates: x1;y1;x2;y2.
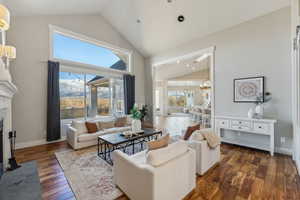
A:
85;122;98;133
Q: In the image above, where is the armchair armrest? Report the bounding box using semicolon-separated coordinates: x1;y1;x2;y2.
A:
67;126;79;149
113;150;155;200
68;126;78;136
188;139;220;175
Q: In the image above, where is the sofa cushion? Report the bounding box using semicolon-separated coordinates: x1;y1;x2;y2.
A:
126;116;132;126
103;127;131;134
115;117;127;127
147;134;170;151
146;141;188;167
85;122;98;133
71;120;88;135
99;121;115;129
77;131;105;142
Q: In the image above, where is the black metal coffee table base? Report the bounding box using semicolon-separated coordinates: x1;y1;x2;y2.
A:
97;129;162;165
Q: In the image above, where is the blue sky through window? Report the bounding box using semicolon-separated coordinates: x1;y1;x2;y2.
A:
53;32;121;68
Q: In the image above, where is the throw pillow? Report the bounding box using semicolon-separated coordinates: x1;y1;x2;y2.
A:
147;134;170;151
71;120;88;135
85;122;98;133
99;121;115;129
115;117;127;127
126;116;132;126
183;124;200;140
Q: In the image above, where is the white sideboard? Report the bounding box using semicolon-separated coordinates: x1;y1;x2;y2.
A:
215;116;277;156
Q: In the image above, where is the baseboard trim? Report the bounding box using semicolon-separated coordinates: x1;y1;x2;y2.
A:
296;158;300;175
16;136;66;150
275;147;293;155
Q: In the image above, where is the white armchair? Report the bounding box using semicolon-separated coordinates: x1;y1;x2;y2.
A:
188;128;220;175
113;141;196;200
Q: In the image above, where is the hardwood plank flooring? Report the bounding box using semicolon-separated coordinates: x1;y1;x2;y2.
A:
15;141;300;200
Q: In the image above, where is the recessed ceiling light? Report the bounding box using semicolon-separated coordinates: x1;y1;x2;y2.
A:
178;15;185;22
186;64;190;67
176;60;180;64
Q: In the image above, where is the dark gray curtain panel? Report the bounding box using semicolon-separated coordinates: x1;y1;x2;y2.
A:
47;61;61;141
123;74;135;114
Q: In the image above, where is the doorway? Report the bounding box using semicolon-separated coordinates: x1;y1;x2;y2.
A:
152;47;215;136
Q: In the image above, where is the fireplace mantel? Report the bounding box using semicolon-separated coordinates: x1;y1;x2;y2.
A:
0;80;17;170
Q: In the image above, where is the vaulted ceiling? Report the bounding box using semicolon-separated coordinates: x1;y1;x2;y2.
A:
4;0;290;57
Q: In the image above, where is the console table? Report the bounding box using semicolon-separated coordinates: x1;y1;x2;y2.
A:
215;116;277;156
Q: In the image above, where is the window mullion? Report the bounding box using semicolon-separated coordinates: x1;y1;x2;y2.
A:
84;74;87;120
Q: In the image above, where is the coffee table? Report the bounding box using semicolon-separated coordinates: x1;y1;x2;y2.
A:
97;128;162;165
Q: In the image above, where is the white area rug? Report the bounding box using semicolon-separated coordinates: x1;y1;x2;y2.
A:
55;150;123;200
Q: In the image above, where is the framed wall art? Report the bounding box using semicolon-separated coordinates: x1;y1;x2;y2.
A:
234;76;264;103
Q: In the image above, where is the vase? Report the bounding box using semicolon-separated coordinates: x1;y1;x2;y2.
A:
131;119;142;133
247;107;254;118
0;59;12;82
255;104;264;119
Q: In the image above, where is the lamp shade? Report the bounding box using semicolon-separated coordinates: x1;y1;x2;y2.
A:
0;45;16;59
0;4;9;31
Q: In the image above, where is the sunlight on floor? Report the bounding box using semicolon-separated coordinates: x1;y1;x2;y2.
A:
154;115;194;136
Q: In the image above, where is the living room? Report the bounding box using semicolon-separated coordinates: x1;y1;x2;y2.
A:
1;0;300;200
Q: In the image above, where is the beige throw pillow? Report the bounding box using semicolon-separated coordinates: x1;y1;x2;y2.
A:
71;120;88;135
147;134;170;151
115;117;127;127
99;121;115;129
126;116;132;126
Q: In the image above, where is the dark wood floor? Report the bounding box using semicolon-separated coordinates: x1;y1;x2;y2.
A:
15;141;300;200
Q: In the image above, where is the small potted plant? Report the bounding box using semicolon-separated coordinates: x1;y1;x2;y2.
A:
130;104;142;133
140;105;148;122
255;92;272;119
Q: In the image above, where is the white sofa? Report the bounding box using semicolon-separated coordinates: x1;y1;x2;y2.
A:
113;141;196;200
188;128;220;175
66;117;131;150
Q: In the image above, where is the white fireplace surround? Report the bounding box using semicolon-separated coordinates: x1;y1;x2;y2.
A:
0;80;17;170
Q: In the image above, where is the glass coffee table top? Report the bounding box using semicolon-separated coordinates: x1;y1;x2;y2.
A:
98;128;162;145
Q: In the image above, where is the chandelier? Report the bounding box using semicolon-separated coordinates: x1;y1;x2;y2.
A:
0;4;16;68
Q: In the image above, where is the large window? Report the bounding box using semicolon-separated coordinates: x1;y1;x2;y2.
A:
168;91;187;107
59;71;124;120
60;72;85;119
51;26;131;72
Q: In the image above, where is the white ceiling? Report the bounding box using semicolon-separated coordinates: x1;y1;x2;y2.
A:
4;0;110;16
155;55;210;80
4;0;290;57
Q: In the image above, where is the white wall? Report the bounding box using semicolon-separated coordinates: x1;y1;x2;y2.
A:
291;0;300;171
6;15;145;145
146;7;292;153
